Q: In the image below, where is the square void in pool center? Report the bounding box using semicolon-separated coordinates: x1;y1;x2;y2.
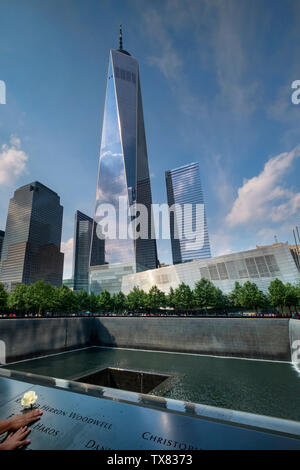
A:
74;367;174;394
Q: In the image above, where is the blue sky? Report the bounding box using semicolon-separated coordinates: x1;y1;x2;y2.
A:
0;0;300;278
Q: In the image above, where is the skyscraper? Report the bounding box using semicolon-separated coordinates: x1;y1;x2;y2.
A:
0;231;4;263
0;182;64;290
73;211;93;292
165;162;211;264
89;30;158;294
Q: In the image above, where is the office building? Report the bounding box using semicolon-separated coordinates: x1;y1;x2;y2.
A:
0;182;64;290
122;243;300;295
0;231;4;263
89;30;158;294
73;211;93;292
165;162;211;264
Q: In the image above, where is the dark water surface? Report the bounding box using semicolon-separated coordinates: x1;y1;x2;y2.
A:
5;347;300;421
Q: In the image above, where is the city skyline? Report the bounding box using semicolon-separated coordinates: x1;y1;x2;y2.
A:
0;0;300;279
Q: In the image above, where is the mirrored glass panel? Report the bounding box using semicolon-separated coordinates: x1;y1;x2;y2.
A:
92;57;135;265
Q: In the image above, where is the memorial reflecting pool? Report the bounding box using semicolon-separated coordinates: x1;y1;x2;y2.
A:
4;347;300;421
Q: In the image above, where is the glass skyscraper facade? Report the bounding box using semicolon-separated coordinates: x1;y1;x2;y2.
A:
0;182;64;290
89;41;158;293
72;211;93;292
0;230;4;263
166;162;211;264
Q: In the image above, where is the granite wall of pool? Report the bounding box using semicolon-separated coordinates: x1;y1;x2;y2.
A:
0;317;298;363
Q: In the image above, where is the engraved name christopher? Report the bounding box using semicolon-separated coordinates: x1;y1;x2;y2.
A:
142;431;200;450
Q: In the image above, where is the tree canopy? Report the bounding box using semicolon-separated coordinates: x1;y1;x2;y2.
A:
0;276;299;316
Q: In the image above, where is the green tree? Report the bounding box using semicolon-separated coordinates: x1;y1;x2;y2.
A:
0;283;8;309
228;282;243;307
112;292;126;313
76;290;90;312
238;281;267;311
146;285;166;312
193;278;218;310
284;283;298;314
8;284;28;311
173;283;193;312
57;285;77;313
239;281;256;310
167;287;176;310
24;280;58;314
268;278;286;313
98;290;112;313
212;287;229;309
126;286;147;311
294;280;300;316
89;292;99;313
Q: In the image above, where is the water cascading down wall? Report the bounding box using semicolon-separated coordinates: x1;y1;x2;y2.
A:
0;317;299;364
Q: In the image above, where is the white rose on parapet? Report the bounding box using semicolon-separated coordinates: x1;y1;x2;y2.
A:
21;391;38;409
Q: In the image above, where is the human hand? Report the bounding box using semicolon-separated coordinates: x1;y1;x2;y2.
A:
0;426;31;450
8;409;43;431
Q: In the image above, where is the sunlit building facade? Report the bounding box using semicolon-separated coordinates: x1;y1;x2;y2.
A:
0;182;64;291
165;162;211;264
89;37;158;294
0;230;4;263
122;243;300;295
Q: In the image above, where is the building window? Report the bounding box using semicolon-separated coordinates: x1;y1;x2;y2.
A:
200;266;210;279
264;255;280;274
216;262;229;280
245;258;259;278
155;274;169;284
254;256;270;277
235;259;248;278
208;265;220;280
225;261;238;279
114;67;135;85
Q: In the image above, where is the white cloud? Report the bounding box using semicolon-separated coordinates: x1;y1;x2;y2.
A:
143;8;182;79
210;231;234;257
0;135;28;185
61;237;73;279
226;145;300;227
141;1;260;119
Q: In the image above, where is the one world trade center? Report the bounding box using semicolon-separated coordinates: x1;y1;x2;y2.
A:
89;29;158;293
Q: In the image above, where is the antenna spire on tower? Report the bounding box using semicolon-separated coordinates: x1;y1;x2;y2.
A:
117;25;131;56
119;24;123;50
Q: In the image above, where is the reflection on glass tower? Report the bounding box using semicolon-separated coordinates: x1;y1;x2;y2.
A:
89;30;158;293
0;182;64;290
166;162;211;264
73;211;93;292
0;230;4;262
